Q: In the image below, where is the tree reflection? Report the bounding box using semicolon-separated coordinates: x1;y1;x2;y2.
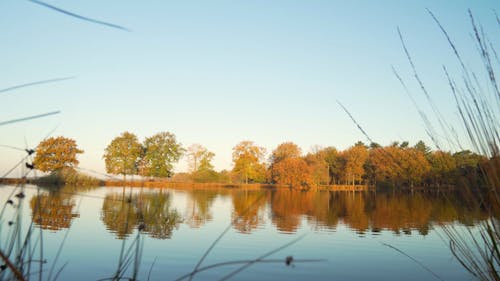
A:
184;190;221;228
267;189;489;235
231;190;267;233
30;192;79;231
101;190;182;239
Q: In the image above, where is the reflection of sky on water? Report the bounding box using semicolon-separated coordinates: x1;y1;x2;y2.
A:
0;185;479;280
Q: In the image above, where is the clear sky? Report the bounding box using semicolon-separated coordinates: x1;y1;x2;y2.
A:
0;0;498;176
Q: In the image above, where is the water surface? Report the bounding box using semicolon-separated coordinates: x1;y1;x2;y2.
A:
0;185;483;280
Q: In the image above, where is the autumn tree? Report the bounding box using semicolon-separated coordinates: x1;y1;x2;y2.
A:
398;147;431;187
34;136;83;172
317;146;342;184
428;151;457;185
103;132;142;180
269;142;305;184
269;142;301;165
186;144;215;172
272;158;313;189
366;146;401;185
186;144;218;182
304;150;329;185
139;132;183;178
232;141;266;184
367;144;430;187
342;142;369;185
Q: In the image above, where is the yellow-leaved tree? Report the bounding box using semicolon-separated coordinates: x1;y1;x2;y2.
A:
34;136;83;172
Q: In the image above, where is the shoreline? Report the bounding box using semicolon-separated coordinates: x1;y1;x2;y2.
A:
0;177;460;192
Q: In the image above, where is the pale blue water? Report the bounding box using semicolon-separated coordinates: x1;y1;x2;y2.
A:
0;185;479;281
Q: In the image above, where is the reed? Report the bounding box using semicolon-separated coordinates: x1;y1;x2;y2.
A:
397;9;499;281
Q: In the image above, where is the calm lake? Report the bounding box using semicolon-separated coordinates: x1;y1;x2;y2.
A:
0;185;483;281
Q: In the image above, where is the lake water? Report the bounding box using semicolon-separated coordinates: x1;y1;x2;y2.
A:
0;185;483;281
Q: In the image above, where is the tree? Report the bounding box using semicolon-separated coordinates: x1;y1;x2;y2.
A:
319;146;342;184
414;140;431;156
186;144;215;172
269;142;301;165
232;141;266;184
34;136;83;172
140;132;183;178
103;131;142;180
367;145;430;187
303;151;329;185
366;146;401;185
272;158;313;189
428;151;457;185
398;147;431;187
342;143;369;185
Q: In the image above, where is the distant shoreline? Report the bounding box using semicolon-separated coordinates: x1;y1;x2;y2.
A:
0;177;461;192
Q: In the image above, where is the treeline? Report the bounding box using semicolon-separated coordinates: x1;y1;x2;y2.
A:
33;132;490;189
227;140;488;189
101;132;488;189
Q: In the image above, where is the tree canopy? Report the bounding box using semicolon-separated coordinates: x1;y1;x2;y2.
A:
34;136;83;172
270;142;301;165
103;132;142;178
140;132;183;178
232;141;266;184
186;144;215;173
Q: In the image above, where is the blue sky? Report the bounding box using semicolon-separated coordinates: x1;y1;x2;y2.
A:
0;0;498;175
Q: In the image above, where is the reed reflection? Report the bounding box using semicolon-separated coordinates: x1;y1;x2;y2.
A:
101;190;182;239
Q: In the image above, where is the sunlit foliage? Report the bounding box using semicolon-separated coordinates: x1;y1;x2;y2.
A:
341;142;369;185
272;158;312;189
140;132;183;178
232;141;266;183
34;136;83;172
103;132;142;179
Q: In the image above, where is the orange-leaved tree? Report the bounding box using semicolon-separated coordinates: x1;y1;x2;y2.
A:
34;136;83;172
272;158;312;189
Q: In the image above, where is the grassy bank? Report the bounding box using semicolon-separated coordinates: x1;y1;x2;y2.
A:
32;168;103;187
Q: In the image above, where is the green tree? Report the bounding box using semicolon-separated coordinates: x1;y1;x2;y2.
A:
232;141;266;184
103;131;142;180
34;136;83;172
414;140;431;156
140;132;183;178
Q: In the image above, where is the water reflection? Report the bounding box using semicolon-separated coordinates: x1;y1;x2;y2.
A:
269;190;489;235
30;186;490;238
184;190;220;228
211;189;488;235
101;190;182;239
30;192;79;231
231;190;267;233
